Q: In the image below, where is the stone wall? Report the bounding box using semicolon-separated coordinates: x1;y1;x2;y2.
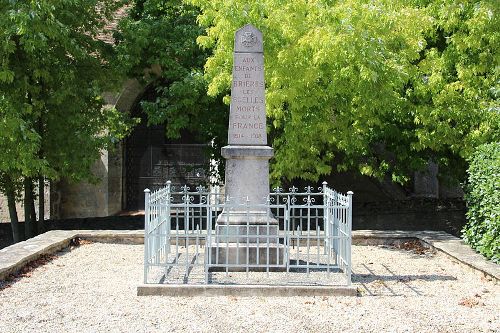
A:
108;143;124;215
48;79;143;219
0;148;122;222
51;153;109;218
50;145;123;219
321;170;463;203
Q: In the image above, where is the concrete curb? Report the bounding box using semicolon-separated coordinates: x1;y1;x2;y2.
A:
0;230;143;280
1;229;497;284
137;284;358;297
414;231;499;282
353;230;499;282
0;230;75;280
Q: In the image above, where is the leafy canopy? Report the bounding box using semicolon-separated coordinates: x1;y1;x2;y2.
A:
115;0;227;165
0;0;133;190
187;0;499;184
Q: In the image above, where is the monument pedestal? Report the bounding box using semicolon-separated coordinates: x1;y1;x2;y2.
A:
212;145;284;269
220;145;273;208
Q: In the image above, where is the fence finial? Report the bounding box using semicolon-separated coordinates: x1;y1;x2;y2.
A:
347;191;354;195
144;188;150;193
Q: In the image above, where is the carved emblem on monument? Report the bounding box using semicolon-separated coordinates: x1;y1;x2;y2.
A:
241;31;257;48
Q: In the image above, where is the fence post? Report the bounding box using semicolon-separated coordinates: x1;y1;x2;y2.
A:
346;191;353;286
322;181;328;254
205;189;212;284
333;190;339;265
166;181;171;255
143;188;151;284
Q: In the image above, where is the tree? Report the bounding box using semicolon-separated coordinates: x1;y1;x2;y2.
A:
408;0;499;182
115;0;227;179
186;0;499;186
0;98;42;242
0;0;133;241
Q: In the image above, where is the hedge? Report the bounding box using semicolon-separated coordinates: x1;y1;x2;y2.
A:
462;142;500;263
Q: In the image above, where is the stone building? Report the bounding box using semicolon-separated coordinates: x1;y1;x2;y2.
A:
0;78;210;222
53;79;209;218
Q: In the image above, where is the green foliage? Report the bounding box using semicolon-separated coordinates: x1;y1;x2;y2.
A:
409;0;500;181
187;0;499;185
0;98;43;179
1;0;497;209
0;0;133;193
115;0;228;176
462;143;499;262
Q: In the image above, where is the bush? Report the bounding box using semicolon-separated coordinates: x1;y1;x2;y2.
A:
462;142;500;263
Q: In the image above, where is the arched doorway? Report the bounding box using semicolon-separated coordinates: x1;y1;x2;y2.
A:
123;87;209;210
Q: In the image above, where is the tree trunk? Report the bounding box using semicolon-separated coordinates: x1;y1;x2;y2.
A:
37;110;45;234
24;178;36;239
5;177;22;242
29;181;37;236
38;177;45;234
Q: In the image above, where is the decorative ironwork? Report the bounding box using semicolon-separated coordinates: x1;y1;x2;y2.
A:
125;139;209;210
143;182;353;286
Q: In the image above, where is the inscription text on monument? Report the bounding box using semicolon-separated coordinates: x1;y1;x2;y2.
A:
228;25;267;146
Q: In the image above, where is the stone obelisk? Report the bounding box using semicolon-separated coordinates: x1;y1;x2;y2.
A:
212;24;283;267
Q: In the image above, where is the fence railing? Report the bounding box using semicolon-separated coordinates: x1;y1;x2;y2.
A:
144;181;353;286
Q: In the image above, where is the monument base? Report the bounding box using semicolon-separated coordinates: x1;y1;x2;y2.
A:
215;222;280;243
211;215;285;270
212;211;284;270
216;210;277;225
209;244;286;271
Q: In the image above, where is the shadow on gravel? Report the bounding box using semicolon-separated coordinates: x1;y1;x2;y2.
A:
353;263;457;296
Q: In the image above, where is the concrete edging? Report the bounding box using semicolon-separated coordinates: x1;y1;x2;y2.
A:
352;230;499;282
0;229;497;286
137;284;358;297
0;230;143;280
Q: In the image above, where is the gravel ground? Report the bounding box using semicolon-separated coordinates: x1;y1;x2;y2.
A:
146;244;349;285
0;243;498;333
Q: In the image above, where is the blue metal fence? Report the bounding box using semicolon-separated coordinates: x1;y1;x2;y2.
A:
144;181;352;286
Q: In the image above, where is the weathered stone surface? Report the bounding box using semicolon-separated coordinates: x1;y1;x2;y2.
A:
234;24;263;53
414;161;439;198
0;230;75;280
222;145;273;159
228;25;266;146
219;25;274;211
215;24;278;268
137;284;358;297
227;53;266;145
210;244;286;270
215;224;279;243
221;147;272;207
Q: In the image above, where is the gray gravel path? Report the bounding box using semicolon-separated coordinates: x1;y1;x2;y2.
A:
0;243;498;333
